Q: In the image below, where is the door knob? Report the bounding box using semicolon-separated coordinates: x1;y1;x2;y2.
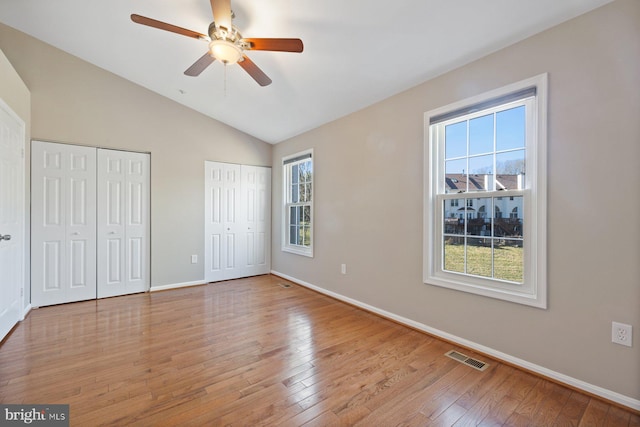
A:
0;234;11;241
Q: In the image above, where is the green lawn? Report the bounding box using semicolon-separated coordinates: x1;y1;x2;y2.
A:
444;242;523;283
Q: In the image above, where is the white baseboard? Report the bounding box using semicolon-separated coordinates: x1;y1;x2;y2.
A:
150;280;206;292
271;270;640;412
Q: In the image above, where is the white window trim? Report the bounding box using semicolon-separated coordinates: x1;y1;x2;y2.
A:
282;149;314;257
424;74;548;308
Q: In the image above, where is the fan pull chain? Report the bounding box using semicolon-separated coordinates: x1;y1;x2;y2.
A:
223;62;228;98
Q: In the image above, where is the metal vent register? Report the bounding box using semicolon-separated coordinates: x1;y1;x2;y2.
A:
445;350;489;371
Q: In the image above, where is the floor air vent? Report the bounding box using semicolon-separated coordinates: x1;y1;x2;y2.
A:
278;282;292;288
445;350;489;371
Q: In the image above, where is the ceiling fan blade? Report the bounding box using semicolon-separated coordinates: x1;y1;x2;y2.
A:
184;53;216;76
131;14;207;40
243;38;304;53
210;0;232;31
238;55;272;86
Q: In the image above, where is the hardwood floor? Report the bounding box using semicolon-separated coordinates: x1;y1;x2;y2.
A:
1;275;637;426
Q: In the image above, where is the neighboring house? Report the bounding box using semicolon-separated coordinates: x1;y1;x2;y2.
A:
444;173;523;238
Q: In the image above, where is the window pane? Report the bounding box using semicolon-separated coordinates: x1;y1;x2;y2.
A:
494;196;523;238
496;150;525;191
468;155;493;191
494;240;523;283
443;238;465;273
468;198;491;236
305;183;312;202
290;225;298;245
301;226;311;247
469;114;494;156
304;161;313;184
296;206;304;225
496;106;525;151
298;226;305;246
302;205;311;225
443;199;464;235
445;121;467;159
298;184;306;202
467;238;492;278
301;160;312;181
291;164;299;185
445;159;466;193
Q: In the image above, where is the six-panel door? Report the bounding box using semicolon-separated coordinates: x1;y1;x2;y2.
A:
97;149;150;298
0;100;25;341
205;161;271;283
242;165;271;277
204;162;243;282
31;141;97;307
31;142;149;307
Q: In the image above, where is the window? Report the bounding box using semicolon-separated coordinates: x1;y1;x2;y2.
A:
283;150;313;257
424;74;547;308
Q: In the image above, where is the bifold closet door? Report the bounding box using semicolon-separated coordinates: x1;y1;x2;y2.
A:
97;149;150;298
204;161;271;283
204;161;243;282
241;165;271;277
31;141;97;307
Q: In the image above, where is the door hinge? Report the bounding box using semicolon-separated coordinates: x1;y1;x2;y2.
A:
20;288;23;297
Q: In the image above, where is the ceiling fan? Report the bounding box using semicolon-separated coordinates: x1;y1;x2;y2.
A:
131;0;303;86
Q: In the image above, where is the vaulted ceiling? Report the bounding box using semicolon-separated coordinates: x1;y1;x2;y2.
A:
0;0;612;143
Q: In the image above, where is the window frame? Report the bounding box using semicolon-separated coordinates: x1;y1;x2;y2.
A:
282;149;314;257
424;74;548;308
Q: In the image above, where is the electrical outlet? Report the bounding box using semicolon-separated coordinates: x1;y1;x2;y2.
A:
341;264;347;275
612;322;632;347
191;254;198;264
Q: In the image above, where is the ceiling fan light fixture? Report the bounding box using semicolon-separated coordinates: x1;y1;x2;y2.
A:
209;39;242;64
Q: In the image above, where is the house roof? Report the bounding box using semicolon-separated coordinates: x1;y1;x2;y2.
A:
445;174;521;192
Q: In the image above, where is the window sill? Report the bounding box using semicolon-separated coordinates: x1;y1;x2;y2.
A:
282;246;313;258
424;272;546;309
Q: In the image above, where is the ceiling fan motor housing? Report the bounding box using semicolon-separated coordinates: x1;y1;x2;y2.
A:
207;21;250;63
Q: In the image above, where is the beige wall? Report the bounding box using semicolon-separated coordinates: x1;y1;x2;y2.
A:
273;0;640;401
0;23;272;289
0;49;31;309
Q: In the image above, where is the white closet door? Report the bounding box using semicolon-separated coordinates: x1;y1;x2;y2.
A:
241;165;271;277
0;100;25;341
31;141;97;307
97;149;150;298
205;161;270;283
204;161;245;282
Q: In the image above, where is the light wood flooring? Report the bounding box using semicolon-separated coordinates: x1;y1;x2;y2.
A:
0;274;638;426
